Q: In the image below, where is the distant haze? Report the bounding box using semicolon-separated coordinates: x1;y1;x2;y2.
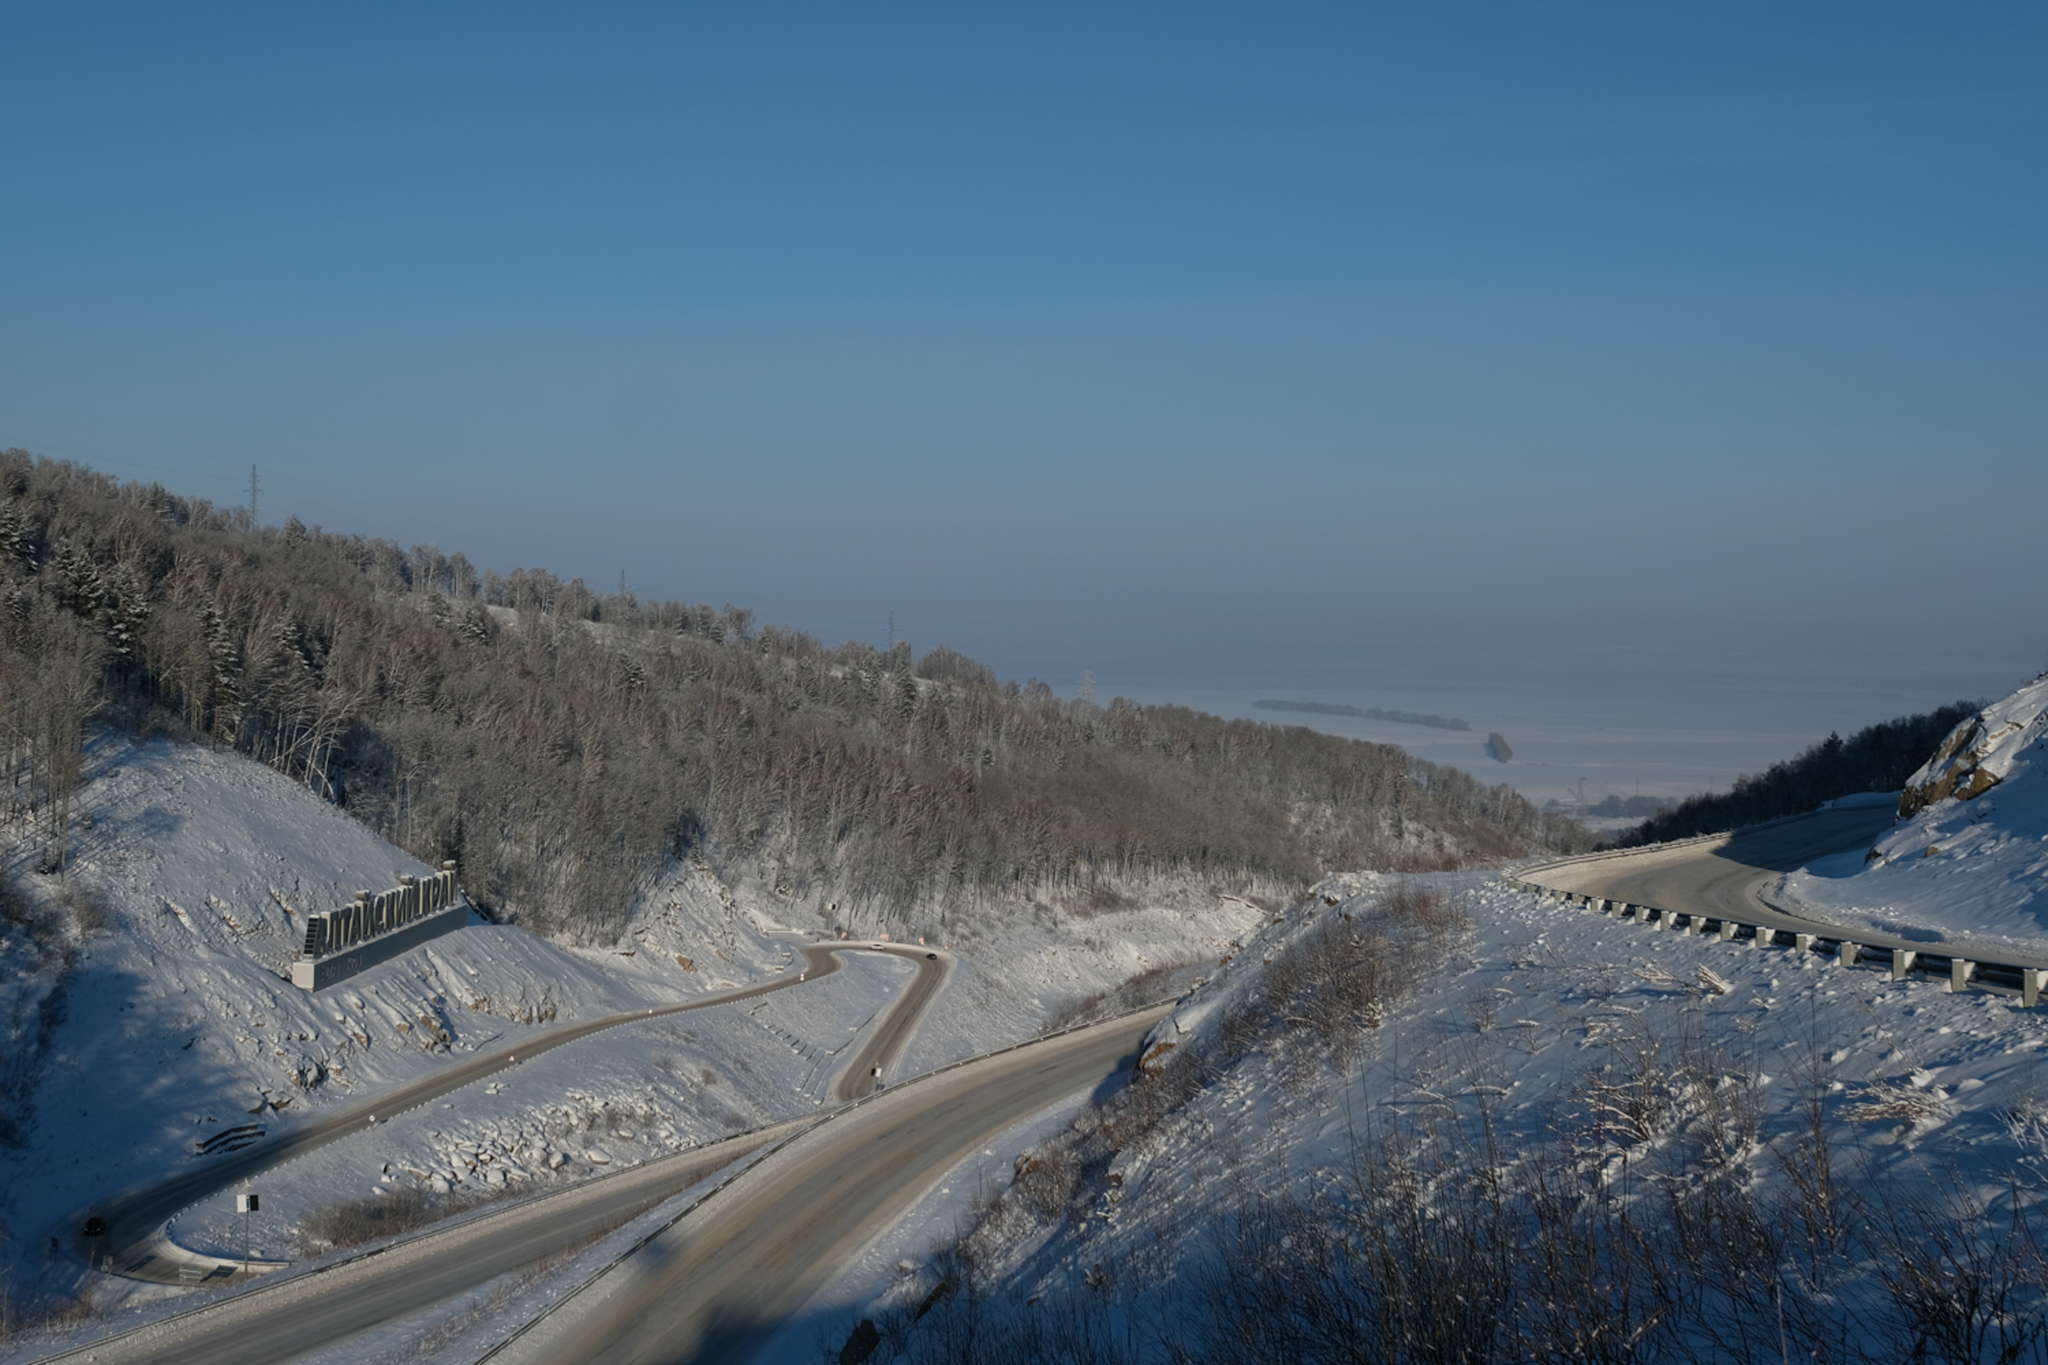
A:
2;5;2041;807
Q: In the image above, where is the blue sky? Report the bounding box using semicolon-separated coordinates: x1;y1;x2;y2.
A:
3;4;2044;741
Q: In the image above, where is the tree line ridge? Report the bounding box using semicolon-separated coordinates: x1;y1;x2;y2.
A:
0;450;1593;943
1617;702;1982;847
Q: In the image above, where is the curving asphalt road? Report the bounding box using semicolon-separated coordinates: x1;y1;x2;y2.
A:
832;944;954;1101
495;1002;1173;1365
35;941;951;1363
34;1118;817;1365
62;940;932;1286
1530;806;2048;973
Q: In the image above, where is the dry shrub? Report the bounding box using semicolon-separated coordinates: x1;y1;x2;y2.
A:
0;1281;103;1351
1870;1180;2048;1365
1239;882;1468;1071
1037;957;1207;1036
1579;1013;1678;1150
1011;1143;1082;1221
296;1182;510;1254
55;881;109;935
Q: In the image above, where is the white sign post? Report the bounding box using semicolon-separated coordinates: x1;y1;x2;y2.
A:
236;1191;259;1277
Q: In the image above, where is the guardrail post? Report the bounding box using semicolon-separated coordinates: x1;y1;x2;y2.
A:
1719;921;1737;942
1752;927;1772;950
1606;901;1624;917
1795;932;1816;954
1951;959;1975;993
2025;969;2045;1008
1838;942;1860;969
1682;914;1702;935
1892;949;1916;981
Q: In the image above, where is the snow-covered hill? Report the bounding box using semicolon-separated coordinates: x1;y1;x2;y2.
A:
0;731;1278;1346
1780;673;2048;953
0;734;873;1313
798;870;2048;1363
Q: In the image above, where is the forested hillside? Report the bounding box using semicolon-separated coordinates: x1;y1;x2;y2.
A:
1620;700;1981;847
0;452;1590;941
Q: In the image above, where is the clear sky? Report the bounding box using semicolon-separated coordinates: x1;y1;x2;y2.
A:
3;4;2044;767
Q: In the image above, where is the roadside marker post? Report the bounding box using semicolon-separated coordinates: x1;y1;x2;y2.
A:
236;1190;258;1278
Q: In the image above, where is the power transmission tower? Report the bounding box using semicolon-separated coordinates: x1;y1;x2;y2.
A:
1079;670;1095;704
246;465;260;528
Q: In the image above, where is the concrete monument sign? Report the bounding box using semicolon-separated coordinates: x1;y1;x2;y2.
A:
290;861;469;991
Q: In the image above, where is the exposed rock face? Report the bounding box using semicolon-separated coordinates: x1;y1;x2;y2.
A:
1897;674;2048;820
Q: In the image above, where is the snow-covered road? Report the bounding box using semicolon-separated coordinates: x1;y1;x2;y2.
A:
41;943;947;1362
493;1003;1172;1365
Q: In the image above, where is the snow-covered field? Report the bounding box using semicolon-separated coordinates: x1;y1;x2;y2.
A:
1780;675;2048;956
0;732;1269;1354
17;680;2048;1362
798;865;2048;1362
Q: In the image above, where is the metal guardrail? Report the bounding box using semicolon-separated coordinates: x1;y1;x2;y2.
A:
191;1124;265;1158
1498;868;2047;1007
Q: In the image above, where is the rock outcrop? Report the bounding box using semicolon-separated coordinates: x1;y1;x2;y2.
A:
1897;673;2048;819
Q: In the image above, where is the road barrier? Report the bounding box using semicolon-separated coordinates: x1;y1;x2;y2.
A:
192;1124;265;1158
1501;842;2047;1006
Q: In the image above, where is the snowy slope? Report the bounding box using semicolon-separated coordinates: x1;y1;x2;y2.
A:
787;872;2048;1362
892;880;1265;1079
1781;673;2048;951
0;729;1284;1355
0;734;901;1322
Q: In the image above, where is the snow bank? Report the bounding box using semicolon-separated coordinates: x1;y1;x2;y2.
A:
1781;674;2048;949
